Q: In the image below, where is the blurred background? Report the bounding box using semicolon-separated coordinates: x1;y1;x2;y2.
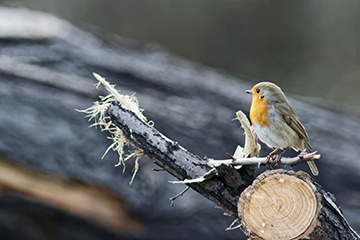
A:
4;0;360;115
0;1;360;240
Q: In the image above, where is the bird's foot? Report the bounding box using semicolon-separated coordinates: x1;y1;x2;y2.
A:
271;147;288;167
265;148;280;165
265;154;275;165
274;154;282;166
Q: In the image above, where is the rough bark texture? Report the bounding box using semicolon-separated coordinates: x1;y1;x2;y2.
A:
313;184;360;239
107;103;254;216
0;6;360;240
108;103;360;240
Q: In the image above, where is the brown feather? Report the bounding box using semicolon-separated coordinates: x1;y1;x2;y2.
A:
253;82;317;175
273;101;313;152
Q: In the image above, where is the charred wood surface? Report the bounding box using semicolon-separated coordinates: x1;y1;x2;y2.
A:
0;6;360;240
107;103;255;216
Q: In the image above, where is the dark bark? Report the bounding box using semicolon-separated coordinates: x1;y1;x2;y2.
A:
107;103;254;216
107;102;360;239
314;183;360;239
0;6;360;240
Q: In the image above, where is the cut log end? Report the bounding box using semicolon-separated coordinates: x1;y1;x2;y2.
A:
238;169;322;240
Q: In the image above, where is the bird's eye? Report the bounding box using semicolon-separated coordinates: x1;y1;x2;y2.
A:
256;89;260;94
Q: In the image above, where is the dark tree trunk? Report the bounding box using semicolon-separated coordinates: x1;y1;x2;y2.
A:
0;6;360;240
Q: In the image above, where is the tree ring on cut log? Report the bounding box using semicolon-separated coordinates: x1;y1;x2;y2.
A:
238;169;321;240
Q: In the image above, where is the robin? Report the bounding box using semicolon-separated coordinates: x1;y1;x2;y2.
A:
245;82;319;176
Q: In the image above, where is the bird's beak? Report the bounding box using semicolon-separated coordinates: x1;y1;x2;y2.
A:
245;89;253;94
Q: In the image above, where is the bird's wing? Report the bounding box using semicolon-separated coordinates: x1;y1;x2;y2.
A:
274;102;313;152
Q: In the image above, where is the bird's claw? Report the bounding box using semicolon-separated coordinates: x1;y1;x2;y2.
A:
274;154;282;166
265;154;276;168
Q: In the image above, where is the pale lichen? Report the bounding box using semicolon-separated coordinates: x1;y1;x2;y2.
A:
78;73;148;184
93;73;147;122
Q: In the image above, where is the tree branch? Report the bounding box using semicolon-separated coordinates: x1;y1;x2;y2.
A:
105;102;359;239
106;103;254;216
83;74;359;239
207;150;320;167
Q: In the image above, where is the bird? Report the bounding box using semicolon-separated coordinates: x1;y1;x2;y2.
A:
245;82;319;176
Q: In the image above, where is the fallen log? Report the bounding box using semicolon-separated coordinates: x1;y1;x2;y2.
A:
84;74;359;239
0;157;142;233
1;7;360;240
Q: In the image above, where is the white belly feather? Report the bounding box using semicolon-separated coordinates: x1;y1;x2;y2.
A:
253;110;302;150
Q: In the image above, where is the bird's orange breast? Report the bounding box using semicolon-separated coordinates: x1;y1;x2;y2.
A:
249;96;270;128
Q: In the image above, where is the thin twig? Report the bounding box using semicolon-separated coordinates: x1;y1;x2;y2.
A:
152;168;166;172
207;150;320;167
169;186;190;206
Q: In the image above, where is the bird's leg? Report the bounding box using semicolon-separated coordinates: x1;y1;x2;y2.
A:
226;153;236;163
274;147;289;166
265;148;279;164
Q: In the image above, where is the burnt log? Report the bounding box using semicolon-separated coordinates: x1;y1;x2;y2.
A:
0;6;360;240
104;93;359;239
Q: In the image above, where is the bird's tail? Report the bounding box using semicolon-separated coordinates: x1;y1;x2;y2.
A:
305;142;319;176
307;160;319;176
305;141;313;153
